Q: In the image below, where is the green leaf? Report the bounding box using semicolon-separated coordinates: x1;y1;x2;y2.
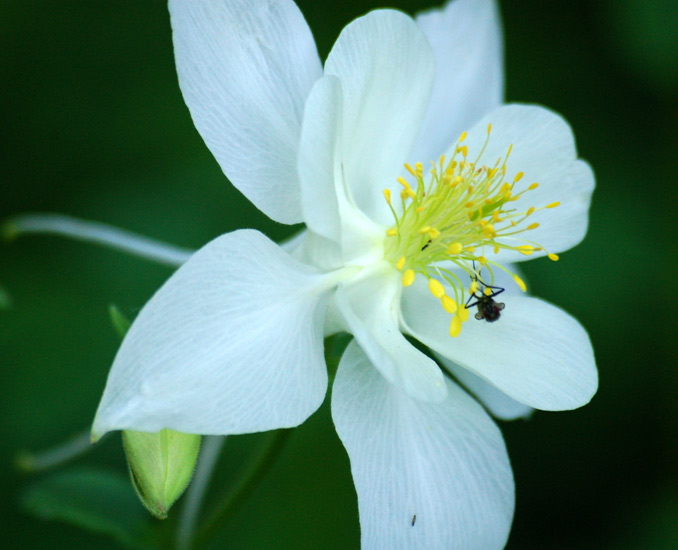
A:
0;283;10;309
21;468;157;549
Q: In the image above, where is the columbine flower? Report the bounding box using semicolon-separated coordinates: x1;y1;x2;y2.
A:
93;0;597;548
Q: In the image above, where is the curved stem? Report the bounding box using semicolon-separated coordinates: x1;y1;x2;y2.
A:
15;429;100;473
192;429;293;548
3;213;194;267
176;435;227;550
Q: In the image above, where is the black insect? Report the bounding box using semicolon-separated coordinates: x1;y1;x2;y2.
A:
411;514;417;526
465;275;505;322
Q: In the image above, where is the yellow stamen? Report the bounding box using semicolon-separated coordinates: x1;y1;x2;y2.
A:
402;269;415;287
449;315;462;338
513;274;527;292
528;183;539;190
396;256;406;270
383;188;391;204
527;223;539;230
548;253;560;261
386;228;398;237
441;295;457;314
546;201;560;208
429;279;445;299
447;242;463;255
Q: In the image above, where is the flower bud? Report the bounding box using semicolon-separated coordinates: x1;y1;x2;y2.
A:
122;429;201;519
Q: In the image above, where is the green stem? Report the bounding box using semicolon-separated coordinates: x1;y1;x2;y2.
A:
192;429;293;548
15;429;101;473
3;213;194;267
176;436;227;550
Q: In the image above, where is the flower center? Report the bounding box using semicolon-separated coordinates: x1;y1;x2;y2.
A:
383;125;560;337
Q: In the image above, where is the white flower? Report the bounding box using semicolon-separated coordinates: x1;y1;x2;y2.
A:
93;0;597;548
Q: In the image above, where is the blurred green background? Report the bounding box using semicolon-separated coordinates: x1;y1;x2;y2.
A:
1;0;677;548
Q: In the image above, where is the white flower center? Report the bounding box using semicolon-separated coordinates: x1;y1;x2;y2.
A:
383;125;560;337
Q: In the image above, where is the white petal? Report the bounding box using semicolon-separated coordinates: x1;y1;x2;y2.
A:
334;265;447;403
332;341;514;550
93;230;331;437
438;357;533;421
169;0;322;224
298;76;384;264
451;104;595;262
401;282;597;411
410;0;503;163
325;10;435;225
298;76;343;242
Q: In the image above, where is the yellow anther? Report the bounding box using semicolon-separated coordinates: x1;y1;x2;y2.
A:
469;281;479;294
513;172;524;183
459;306;470;322
400;189;408;201
441;295;457;314
396;256;406;270
478;256;488;265
487;123;492;134
429;279;445;299
449;315;462;338
494;245;500;254
406;188;417;199
383;188;391;204
528;182;539;190
467;185;474;195
416;206;424;212
488;168;498;179
466;246;475;253
484;287;493;296
527;223;539;230
418;226;431;234
397;176;411;188
459;131;467;143
526;206;535;216
546;201;560;208
513;274;527;292
517;245;534;255
460;145;468;157
451;176;464;187
402;269;415;287
439;154;445;167
415;162;423;176
386;228;398;237
465;201;475;209
446;242;463;255
548;253;560;261
404;163;417;177
483;224;496;238
428;227;441;239
500;182;511;193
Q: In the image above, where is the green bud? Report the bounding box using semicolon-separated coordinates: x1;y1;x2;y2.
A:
122;429;201;519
